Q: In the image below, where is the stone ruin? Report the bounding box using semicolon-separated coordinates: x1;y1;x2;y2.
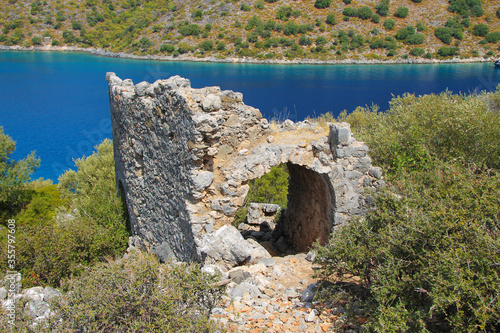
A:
106;73;384;265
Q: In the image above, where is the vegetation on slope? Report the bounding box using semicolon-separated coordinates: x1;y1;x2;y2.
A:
0;136;129;287
1;0;500;61
315;88;500;331
0;130;224;331
1;251;224;332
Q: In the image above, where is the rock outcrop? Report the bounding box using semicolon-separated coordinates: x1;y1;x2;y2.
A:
107;73;383;263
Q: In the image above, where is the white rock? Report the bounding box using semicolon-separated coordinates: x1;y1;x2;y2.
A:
202;94;222;111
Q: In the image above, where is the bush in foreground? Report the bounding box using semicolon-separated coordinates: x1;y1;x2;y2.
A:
1;251;225;332
316;89;500;332
0;140;129;287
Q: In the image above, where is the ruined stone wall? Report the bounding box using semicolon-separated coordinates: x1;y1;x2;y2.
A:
107;73;384;262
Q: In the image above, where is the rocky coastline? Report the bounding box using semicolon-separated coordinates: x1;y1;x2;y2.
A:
0;44;494;66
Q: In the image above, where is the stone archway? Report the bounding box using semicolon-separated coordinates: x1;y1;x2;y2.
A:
107;73;384;262
280;163;335;252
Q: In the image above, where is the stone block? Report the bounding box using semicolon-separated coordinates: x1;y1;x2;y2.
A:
202;94;222;112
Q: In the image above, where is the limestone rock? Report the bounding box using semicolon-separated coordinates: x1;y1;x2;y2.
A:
191;171;215;191
202;94;222;111
369;166;383;179
228;269;252;284
134;81;149;97
199;225;253;268
301;283;318;303
246;238;272;264
247;203;280;225
228;283;261;299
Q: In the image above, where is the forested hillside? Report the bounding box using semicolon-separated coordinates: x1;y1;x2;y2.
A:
1;0;500;62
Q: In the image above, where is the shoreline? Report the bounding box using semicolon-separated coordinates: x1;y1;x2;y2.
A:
0;44;495;66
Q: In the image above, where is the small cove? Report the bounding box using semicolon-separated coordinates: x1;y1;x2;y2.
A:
1;50;499;181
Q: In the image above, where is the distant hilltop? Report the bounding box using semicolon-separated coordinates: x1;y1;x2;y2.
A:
1;0;500;63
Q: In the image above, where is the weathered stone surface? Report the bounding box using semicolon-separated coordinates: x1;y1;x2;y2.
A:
228;283;261;299
247;203;281;225
301;283;318;303
228;269;252;284
202;94;222;112
199;225;253;267
107;73;382;263
369;166;383;179
191;171;215;191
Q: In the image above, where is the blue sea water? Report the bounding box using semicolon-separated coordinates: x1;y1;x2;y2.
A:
1;50;500;181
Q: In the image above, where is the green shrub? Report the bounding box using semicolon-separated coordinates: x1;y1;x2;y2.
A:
416;21;425;32
357;6;373;20
370;39;386;49
343;7;357;17
342;0;352;4
316;36;327;45
395;26;415;40
376;2;389;16
461;17;471;28
497;7;500;19
314;0;331;8
240;3;250;11
486;31;500;43
325;13;337;25
448;0;483;17
406;33;425;45
192;9;203;19
139;37;152;49
246;15;264;30
255;0;264;9
372;14;380;23
394;6;409;18
435;27;453;44
160;43;175;53
445;17;460;29
179;24;200;36
410;47;425;56
0;127;39;222
383;19;395;30
473;23;490;37
318;90;500;332
71;20;82;30
276;6;293;20
31;36;42;45
283;21;299;36
216;41;225;50
4;252;225;332
198;40;213;51
0;140;129;287
437;46;460;56
247;31;259;43
299;34;312;46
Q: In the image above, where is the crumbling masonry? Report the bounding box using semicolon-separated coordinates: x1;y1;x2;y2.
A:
107;73;384;262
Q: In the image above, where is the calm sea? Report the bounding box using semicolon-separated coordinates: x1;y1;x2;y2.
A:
1;50;499;181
